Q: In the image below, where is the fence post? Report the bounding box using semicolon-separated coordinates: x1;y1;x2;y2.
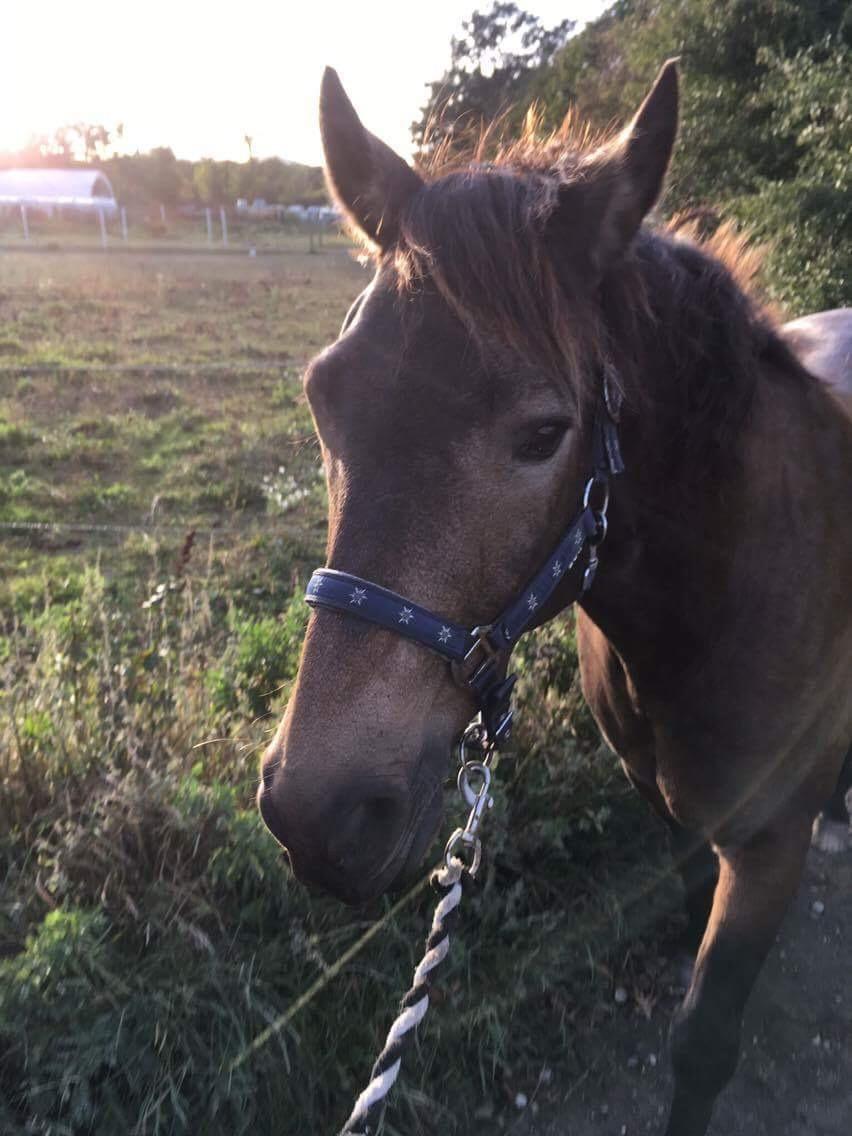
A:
160;203;166;225
98;208;108;250
120;206;128;242
219;205;228;248
205;207;213;247
20;204;29;242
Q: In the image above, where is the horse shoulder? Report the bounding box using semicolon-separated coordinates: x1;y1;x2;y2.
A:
575;610;659;791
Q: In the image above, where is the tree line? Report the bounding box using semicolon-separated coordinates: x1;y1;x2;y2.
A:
0;123;326;209
412;0;851;313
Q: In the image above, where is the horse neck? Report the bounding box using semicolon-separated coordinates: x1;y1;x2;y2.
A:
579;231;836;683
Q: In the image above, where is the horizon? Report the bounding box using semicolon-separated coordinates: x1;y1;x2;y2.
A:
2;1;608;168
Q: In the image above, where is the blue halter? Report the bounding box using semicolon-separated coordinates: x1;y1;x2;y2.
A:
305;371;624;749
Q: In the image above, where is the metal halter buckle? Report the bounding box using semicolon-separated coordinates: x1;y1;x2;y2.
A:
461;625;500;683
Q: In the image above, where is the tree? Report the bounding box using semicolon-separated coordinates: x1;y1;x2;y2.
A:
512;0;851;310
75;123;112;164
44;123;113;163
411;3;574;153
193;158;228;205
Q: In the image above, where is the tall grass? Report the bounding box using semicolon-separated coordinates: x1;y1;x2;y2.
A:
0;541;680;1134
0;246;682;1133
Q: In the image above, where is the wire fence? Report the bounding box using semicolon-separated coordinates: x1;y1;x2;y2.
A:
0;361;295;375
0;205;346;256
0;518;287;539
3;357;321;550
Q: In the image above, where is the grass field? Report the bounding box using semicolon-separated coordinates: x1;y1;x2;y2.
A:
1;246;362;601
0;247;674;1134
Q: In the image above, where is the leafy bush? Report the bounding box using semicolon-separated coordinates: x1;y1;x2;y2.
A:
417;0;851;311
206;593;308;717
732;179;850;313
0;552;675;1134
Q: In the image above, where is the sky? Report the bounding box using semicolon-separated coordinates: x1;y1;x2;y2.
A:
1;1;609;166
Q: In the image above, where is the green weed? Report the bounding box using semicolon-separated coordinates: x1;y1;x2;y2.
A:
0;248;678;1135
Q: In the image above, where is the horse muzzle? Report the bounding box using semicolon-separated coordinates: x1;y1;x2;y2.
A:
258;751;445;905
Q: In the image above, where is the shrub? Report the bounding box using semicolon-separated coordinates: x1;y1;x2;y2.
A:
0;565;674;1134
730;179;850;314
206;592;307;717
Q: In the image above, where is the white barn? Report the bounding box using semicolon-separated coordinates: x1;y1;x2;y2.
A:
0;168;118;214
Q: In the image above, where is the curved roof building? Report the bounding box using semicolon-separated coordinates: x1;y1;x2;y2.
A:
0;168;118;212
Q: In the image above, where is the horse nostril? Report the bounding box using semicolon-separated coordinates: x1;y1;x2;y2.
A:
326;795;403;877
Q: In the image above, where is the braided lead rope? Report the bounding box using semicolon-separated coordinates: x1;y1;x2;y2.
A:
338;856;466;1136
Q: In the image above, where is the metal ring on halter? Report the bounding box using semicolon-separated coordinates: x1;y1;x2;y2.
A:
583;474;610;514
590;510;609;545
457;717;492;765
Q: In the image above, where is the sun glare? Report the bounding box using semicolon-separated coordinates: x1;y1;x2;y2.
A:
2;1;606;165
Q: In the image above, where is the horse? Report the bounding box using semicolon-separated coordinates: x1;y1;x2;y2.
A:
258;60;852;1136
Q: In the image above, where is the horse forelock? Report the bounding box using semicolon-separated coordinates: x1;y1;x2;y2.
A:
392;166;602;423
385;157;810;479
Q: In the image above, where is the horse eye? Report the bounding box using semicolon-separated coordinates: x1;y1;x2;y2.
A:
516;421;569;462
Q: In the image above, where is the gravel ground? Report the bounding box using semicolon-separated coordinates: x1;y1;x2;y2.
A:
512;839;851;1136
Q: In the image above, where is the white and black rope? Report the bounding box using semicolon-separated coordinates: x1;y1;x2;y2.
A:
338;856;467;1136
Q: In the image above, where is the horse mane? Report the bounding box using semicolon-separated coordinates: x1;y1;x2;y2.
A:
616;223;773;475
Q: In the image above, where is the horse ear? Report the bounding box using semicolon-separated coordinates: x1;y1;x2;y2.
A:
320;67;422;249
549;60;678;278
609;58;679;244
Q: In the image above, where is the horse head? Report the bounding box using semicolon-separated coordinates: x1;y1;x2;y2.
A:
258;62;679;903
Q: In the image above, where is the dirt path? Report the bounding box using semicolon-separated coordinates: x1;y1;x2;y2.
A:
517;844;851;1136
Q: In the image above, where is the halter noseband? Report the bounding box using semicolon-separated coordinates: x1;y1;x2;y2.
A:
305;368;624;749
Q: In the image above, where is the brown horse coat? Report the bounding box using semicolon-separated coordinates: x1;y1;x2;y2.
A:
259;62;852;1136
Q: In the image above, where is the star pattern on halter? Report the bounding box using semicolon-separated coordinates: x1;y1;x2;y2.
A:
398;606;414;625
349;586;367;606
438;626;452;644
527;593;539;612
310;575;325;592
551;560;563;578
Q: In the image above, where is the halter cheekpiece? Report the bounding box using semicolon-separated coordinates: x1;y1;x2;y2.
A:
305;365;625;750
